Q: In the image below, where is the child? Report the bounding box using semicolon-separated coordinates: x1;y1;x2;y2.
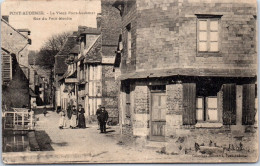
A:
43;110;47;117
59;110;66;129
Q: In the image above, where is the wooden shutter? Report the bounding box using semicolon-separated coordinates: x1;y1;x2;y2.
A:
2;54;11;82
222;84;236;125
242;84;256;125
183;83;196;125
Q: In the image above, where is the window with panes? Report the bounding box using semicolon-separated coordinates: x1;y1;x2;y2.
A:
197;16;221;52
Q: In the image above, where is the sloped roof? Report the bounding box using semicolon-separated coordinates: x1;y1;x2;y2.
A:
84;35;102;63
78;26;101;35
54;55;69;75
1;18;30;40
57;36;77;56
69;44;80;54
55;34;78;75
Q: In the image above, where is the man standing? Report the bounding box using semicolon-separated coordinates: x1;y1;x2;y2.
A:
96;105;102;129
96;106;108;133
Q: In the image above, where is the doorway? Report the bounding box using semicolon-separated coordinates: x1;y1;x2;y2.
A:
150;92;166;141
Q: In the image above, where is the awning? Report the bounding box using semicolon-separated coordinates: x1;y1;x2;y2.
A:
117;68;257;80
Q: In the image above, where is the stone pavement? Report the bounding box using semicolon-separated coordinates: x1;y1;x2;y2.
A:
3;110;163;164
3;109;257;164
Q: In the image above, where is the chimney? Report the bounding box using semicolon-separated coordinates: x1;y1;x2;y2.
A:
2;15;9;23
18;29;31;37
96;13;102;29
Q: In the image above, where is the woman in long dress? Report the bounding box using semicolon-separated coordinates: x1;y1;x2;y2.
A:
78;104;86;128
59;110;66;129
70;105;77;129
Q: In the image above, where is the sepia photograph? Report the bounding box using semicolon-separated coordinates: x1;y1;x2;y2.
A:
1;0;258;164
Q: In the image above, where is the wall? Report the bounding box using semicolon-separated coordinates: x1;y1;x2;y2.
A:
98;0;121;124
18;47;29;67
132;82;150;136
2;55;30;108
101;0;121;59
1;19;29;57
120;0;137;73
166;84;184;137
102;65;118;120
134;0;256;76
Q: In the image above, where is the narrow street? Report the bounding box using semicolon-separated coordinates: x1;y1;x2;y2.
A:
3;108;168;164
35;109;131;155
3;108;256;164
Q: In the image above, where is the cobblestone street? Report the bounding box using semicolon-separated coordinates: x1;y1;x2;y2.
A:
3;108;257;164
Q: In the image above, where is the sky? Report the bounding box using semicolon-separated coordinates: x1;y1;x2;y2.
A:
1;0;101;51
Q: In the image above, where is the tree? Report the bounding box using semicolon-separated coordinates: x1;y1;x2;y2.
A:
37;31;71;68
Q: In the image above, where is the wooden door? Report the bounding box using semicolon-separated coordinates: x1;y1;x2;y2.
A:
151;92;166;141
242;84;256;125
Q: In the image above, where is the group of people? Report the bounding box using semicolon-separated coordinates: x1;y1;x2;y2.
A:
58;104;86;129
58;104;109;134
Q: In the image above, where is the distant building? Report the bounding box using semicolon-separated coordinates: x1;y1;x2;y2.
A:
54;34;78;110
56;0;121;124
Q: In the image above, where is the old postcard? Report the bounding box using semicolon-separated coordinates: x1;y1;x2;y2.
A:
1;0;258;164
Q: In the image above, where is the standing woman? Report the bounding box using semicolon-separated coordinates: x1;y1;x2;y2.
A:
70;105;77;129
59;110;66;129
78;104;86;128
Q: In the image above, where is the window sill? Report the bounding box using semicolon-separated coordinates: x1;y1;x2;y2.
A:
197;52;222;57
195;122;223;128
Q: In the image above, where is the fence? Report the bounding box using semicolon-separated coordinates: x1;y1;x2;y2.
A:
3;108;35;130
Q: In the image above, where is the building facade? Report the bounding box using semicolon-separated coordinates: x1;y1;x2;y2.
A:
1;17;32;109
113;0;257;146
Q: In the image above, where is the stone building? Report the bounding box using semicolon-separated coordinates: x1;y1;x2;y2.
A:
1;17;31;109
113;0;257;150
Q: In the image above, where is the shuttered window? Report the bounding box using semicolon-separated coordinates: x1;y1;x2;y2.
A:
2;54;12;82
183;83;196;125
242;84;256;125
222;84;236;125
